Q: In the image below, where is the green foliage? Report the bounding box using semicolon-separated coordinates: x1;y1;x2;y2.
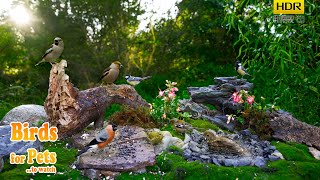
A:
150;80;180;125
188;119;221;132
224;0;320;125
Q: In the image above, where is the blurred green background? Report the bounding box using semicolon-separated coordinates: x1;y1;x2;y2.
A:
0;0;319;126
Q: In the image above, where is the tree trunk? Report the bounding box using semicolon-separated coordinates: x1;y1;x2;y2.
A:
44;60;148;138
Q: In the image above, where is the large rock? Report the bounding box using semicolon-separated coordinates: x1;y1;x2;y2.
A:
149;129;184;155
0;125;43;159
0;156;3;173
187;77;253;115
1;104;47;126
73;126;156;172
269;110;320;150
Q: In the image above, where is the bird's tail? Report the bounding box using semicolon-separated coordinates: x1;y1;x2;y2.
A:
35;60;44;66
142;76;152;80
75;146;92;157
246;73;253;77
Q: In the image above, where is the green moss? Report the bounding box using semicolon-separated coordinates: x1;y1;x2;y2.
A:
188;119;221;132
272;141;318;162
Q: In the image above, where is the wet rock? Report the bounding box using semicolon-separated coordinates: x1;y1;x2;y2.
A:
0;125;43;159
74;126;156;172
271;150;284;160
184;134;191;143
203;115;234;131
224;159;239;167
309;147;320;160
211;158;221;166
238;157;253;166
1;105;47;126
200;155;210;160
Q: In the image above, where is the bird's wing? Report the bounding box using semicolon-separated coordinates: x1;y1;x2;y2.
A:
99;67;111;81
241;66;249;74
42;44;54;58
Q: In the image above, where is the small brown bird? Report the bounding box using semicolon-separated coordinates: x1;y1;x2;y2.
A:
100;61;122;84
204;130;249;156
76;123;117;156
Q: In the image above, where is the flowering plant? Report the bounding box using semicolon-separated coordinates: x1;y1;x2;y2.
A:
227;90;279;139
150;80;180;124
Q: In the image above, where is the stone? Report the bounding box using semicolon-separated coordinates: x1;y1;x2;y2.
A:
268;155;281;161
238;157;253;166
0;125;43;158
224;159;238;167
0;104;47;126
154;131;184;154
100;171;120;179
253;156;266;167
211;158;221;166
269;110;320;150
309;147;320;160
189;141;201;153
200;155;210;160
203;115;234;131
178;99;217;118
83;169;101;179
184;133;191;143
74;126;156;172
271;150;284;160
188;77;253;115
190;129;203;143
184;149;192;158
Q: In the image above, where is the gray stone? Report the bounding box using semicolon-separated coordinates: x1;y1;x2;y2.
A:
309;147;320;160
254;156;266;167
190;129;203;142
224;159;239;167
83;168;101;179
268;155;281;161
200;155;210;160
178;99;217;118
1;104;47;126
203;115;234;131
238;157;253;166
211;158;221;166
75;126;156;172
184;149;192;158
189;141;201;153
0;125;43;158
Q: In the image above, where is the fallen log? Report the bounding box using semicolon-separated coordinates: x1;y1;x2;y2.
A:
44;60;148;138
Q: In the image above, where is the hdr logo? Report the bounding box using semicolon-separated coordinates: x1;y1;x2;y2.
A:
273;0;304;14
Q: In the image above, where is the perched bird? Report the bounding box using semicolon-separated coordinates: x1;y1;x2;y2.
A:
35;37;64;66
125;75;152;86
204;130;249;156
100;61;122;85
76;123;118;156
235;60;252;78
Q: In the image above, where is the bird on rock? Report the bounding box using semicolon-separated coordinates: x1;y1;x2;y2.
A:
100;61;122;85
235;60;253;79
125;75;152;86
76;123;118;156
35;37;64;66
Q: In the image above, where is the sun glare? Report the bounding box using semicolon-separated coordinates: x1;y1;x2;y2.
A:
10;5;31;25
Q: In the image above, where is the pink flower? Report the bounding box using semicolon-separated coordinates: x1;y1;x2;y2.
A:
171;87;179;92
168;91;176;99
232;92;238;99
162;113;167;119
247;96;255;105
158;90;164;97
233;94;243;103
171;82;177;86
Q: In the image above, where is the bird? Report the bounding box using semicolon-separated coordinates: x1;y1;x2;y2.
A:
235;60;253;78
203;130;249;156
125;75;152;86
99;61;123;85
76;123;118;157
35;37;64;66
